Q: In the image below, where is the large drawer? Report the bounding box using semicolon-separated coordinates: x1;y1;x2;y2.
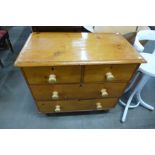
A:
84;64;138;82
22;66;81;84
30;83;127;100
37;98;118;113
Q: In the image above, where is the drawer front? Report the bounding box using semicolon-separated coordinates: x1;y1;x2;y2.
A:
37;98;118;113
84;64;138;82
30;83;127;100
23;66;81;84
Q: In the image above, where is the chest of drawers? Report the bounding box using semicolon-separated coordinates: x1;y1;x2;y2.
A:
15;32;145;114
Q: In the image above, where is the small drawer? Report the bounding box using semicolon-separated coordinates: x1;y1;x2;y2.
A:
37;98;118;113
30;83;127;100
22;66;81;84
84;64;138;82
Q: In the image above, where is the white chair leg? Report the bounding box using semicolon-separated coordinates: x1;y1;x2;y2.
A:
119;71;141;108
124;71;141;93
121;84;140;122
121;73;153;123
136;74;154;110
137;92;154;110
119;98;140;108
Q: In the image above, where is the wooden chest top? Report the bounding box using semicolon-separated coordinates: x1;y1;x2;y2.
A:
15;32;145;67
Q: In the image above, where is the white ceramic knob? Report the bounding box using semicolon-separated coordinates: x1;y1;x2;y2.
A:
101;89;108;97
48;74;56;83
106;72;115;81
96;102;102;110
52;91;59;100
55;105;61;112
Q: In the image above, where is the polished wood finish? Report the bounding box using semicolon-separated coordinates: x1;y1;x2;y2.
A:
30;83;127;100
84;64;138;82
22;66;81;84
15;32;145;67
22;64;137;84
37;98;118;113
15;32;145;114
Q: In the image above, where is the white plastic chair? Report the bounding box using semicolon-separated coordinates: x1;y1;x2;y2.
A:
120;30;155;122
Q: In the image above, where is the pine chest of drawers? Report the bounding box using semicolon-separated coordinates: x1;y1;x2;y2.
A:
15;32;145;114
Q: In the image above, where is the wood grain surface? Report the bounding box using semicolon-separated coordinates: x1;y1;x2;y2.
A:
30;83;127;100
15;32;145;67
37;98;118;113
